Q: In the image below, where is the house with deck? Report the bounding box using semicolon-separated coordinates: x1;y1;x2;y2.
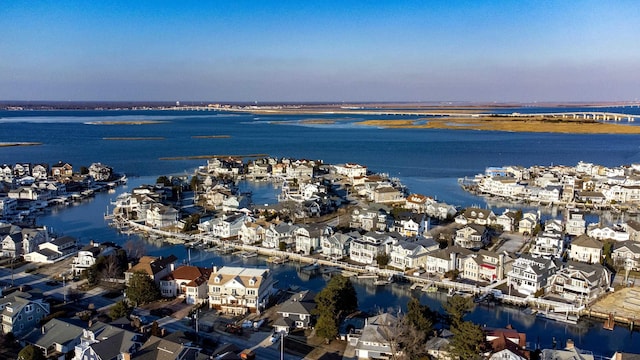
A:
507;254;558;296
0;293;50;337
568;235;603;264
208;266;275;315
160;265;212;304
547;262;611;303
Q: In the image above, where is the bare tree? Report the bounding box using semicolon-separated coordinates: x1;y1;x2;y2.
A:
124;239;145;260
101;255;121;283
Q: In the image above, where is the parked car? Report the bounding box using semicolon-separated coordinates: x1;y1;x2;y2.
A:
225;323;243;335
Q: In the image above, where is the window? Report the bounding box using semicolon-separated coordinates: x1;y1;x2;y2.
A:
27;316;33;321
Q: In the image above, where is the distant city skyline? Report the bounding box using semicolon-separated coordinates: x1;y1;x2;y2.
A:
2;1;639;102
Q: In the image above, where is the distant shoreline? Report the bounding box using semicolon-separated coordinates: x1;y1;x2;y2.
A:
0;142;42;147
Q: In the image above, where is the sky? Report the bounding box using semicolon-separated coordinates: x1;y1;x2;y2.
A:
1;1;639;102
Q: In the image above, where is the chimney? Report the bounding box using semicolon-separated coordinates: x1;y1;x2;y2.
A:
41;326;45;334
120;353;131;360
565;339;575;350
213;266;218;273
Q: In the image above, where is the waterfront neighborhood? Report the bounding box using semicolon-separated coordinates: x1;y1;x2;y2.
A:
1;157;640;359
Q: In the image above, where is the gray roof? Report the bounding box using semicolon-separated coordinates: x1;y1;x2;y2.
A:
24;318;85;350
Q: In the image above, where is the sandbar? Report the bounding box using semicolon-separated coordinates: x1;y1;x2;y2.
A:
87;120;166;125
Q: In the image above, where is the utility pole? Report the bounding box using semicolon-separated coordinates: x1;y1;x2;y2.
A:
280;331;284;360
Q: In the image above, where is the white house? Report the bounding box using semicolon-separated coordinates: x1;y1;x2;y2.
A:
568;235;603;264
208;266;275;315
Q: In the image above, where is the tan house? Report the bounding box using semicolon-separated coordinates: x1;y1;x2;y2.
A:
568;235;603;264
207;266;275;315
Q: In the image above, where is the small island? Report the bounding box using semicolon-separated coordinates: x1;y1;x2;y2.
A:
0;142;42;147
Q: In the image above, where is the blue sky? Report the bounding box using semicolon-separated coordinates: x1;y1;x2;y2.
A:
1;1;639;102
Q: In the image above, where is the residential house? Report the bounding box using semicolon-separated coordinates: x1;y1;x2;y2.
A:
566;211;586;236
24;235;77;263
208;266;275;315
0;197;18;220
518;212;539;234
454;224;490;249
349;205;389;232
263;222;297;249
405;193;429;213
547;262;611;303
273;290;316;334
124;255;178;285
587;224;629;242
200;213;246;239
0;293;50;337
239;221;266;245
460;250;511;283
507;254;558;296
321;232;354;260
425;329;454;360
612;241;640;271
73;321;143;360
497;210;518;232
31;164;49;180
391;211;427;237
13;163;31;177
88;163;113;181
145;204;179;228
294;224;331;255
133;334;201;360
72;242;114;275
426;246;473;275
485;326;529;360
568;235;603;264
388;237;438;270
459;207;496;226
23;318;85;359
333;163;367;179
349;231;395;265
353;313;399;360
625;220;640;241
372;185;404;205
21;227;49;256
159;265;212;304
529;228;564;259
51;161;73;180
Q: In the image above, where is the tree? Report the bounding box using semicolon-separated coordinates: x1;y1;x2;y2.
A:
405;296;435;334
109;300;129;320
190;176;200;192
17;345;45;360
278;241;287;251
156;176;171;186
448;320;485;360
124;239;146;260
101;254;122;282
443;294;473;328
150;320;162;337
375;253;390;268
80;166;89;175
313;275;358;343
126;271;161;306
182;213;201;232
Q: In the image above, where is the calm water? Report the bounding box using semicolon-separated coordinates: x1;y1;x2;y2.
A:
3;109;640;355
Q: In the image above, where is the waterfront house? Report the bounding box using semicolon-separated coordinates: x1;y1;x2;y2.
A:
388;239;434;270
13;163;31;177
207;266;275;315
586;224;629;242
425;246;473;275
273;290;316;333
612;241;640;271
565;211;586;236
459;207;496;226
372;184;405;205
124;255;178;285
426;201;457;221
0;164;13;181
145;204;179;228
73;321;142;360
246;160;271;179
460;250;510;283
159;265;212;304
239;221;266;245
405;193;429;213
294;223;331;255
349;231;395;265
263;222;297;249
568;235;603;264
547;262;611;304
51;161;73;180
496;210;518;232
321;231;354;259
23;318;85;359
88;162;113;182
199;213;246;239
31;164;48;180
333;163;367;180
353;313;399;360
507;254;558;296
454;224;490;249
0;293;50;337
